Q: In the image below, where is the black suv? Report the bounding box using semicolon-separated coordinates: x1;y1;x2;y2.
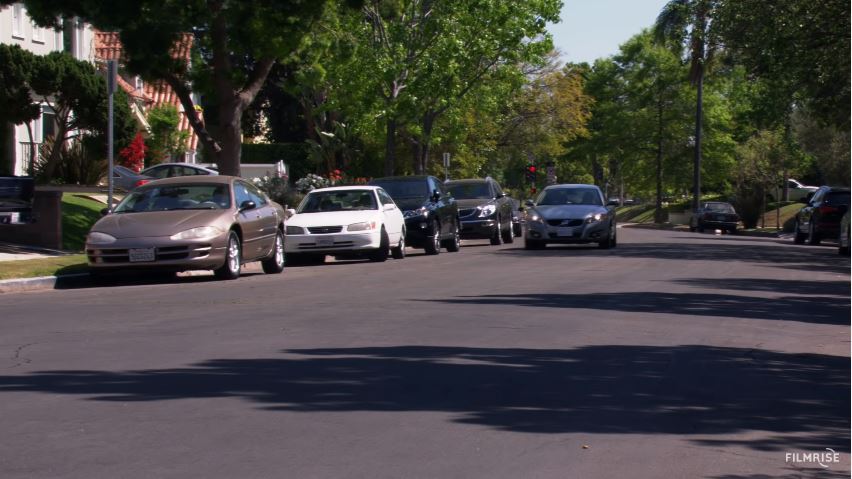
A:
446;177;515;245
369;176;460;254
794;186;850;245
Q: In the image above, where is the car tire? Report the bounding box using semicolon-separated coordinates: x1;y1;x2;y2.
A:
391;229;406;259
793;220;807;244
369;228;390;262
424;220;441;255
214;231;242;280
261;230;286;274
445;219;461;252
729;225;737;235
490;218;504;246
502;218;515;243
807;221;821;245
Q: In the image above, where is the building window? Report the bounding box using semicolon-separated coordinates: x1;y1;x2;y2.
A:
32;21;44;43
134;76;144;91
41;105;56;140
12;4;24;39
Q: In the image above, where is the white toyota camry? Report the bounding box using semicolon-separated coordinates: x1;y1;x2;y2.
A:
284;186;406;265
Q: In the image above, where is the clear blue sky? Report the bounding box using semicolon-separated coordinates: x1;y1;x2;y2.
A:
549;0;670;64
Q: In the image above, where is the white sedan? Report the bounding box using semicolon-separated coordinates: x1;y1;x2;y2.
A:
284;186;406;265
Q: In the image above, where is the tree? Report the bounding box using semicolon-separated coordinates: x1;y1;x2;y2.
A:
0;45;41;174
119;132;147;172
146;105;189;165
10;0;362;176
655;0;721;210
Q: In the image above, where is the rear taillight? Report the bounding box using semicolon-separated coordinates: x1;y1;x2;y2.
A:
819;205;839;215
134;179;149;188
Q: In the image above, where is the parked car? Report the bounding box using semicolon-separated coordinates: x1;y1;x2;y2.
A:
111;165;153;191
510;198;523;237
689;201;740;234
140;163;219;180
607;197;621;207
0;176;34;224
283;186;405;265
781;178;819;202
839;211;850;256
86;176;285;280
523;184;618;250
445;177;514;245
794;186;851;245
368;176;460;255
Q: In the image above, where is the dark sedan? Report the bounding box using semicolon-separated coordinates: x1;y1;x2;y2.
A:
446;177;514;245
523;184;617;249
690;202;740;234
794;186;850;245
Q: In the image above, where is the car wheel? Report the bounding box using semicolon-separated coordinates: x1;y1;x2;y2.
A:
807;221;821;245
728;225;737;235
424;220;441;255
261;230;286;274
793;220;807;244
502;218;515;243
369;228;390;262
214;231;242;280
391;229;406;259
490;218;504;245
445;219;461;252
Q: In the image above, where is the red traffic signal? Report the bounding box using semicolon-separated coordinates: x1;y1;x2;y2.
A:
527;165;536;173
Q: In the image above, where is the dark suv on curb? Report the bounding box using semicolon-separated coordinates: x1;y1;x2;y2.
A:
794;186;850;245
369;176;460;255
446;177;515;245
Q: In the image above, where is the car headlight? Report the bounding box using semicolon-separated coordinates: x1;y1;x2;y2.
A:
169;226;224;240
87;231;117;245
585;213;606;224
285;225;305;235
528;212;543;223
478;204;496;218
403;207;428;219
348;221;377;232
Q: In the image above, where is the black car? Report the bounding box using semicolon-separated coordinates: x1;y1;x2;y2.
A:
446;177;514;245
368;176;460;255
794;186;850;245
690;201;740;233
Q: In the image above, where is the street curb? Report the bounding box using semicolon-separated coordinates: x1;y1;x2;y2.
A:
622;222;787;238
0;273;89;294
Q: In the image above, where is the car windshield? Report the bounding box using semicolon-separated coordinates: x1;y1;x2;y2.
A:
704;203;735;213
370;180;428;199
447;183;491;199
298;190;378;213
113;184;231;213
536;188;602;206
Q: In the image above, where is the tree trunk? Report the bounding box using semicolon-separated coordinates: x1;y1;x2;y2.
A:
215;98;242;177
416;112;435;175
385;117;397;176
692;65;703;211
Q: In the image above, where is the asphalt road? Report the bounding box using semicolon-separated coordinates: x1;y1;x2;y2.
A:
1;227;849;479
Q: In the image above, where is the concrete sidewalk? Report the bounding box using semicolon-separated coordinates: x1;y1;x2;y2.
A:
0;242;73;262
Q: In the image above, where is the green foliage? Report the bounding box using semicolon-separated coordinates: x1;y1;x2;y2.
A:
145;104;189;165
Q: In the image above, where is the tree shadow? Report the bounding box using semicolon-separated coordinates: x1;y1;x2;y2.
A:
673;278;850;297
0;345;847;452
415;291;848;325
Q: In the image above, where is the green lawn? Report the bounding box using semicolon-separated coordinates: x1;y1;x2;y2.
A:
62;194;105;251
0;255;88;280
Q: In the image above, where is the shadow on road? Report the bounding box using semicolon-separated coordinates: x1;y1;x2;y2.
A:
0;345;847;452
413;291;847;325
673;278;850;297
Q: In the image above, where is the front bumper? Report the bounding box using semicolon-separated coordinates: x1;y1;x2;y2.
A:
285;230;382;254
86;235;227;272
459;218;497;239
525;219;609;243
403;216;438;246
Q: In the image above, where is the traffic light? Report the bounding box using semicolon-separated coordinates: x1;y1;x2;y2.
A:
525;164;537;183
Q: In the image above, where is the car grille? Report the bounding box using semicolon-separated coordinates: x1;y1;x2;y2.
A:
308;226;343;234
87;244;212;264
546;219;583;227
459;208;477;218
297;241;355;250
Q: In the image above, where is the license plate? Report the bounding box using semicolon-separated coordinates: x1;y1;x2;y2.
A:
128;248;156;262
315;237;334;247
556;227;574;237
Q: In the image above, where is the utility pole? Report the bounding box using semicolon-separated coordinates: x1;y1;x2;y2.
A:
107;60;117;212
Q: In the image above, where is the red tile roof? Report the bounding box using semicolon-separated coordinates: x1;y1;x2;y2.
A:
94;31;199;152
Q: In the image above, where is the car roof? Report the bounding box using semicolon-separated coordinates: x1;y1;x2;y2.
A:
142;175;236;186
308;186;382;193
144;163;210;169
446;178;489;184
370;176;431;182
544;184;600;189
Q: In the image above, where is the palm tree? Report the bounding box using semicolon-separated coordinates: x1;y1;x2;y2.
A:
654;0;719;210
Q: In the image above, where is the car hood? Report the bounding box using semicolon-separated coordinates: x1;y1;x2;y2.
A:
455;198;494;209
92;210;231;239
532;204;606;219
288;210;381;228
394;198;431;211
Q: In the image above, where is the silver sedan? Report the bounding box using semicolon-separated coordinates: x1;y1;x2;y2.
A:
523;184;618;249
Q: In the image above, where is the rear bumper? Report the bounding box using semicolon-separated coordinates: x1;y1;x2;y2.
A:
699;220;738;229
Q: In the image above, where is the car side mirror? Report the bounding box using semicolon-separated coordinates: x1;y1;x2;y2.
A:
524;199;535;208
495;192;506;199
285;208;296;218
239;200;256;212
100;207;110;216
431;189;441;202
383;204;396;211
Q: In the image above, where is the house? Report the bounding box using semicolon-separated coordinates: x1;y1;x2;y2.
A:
93;31;200;164
0;2;94;176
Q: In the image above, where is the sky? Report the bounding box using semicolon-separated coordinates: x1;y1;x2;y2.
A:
549;0;671;64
